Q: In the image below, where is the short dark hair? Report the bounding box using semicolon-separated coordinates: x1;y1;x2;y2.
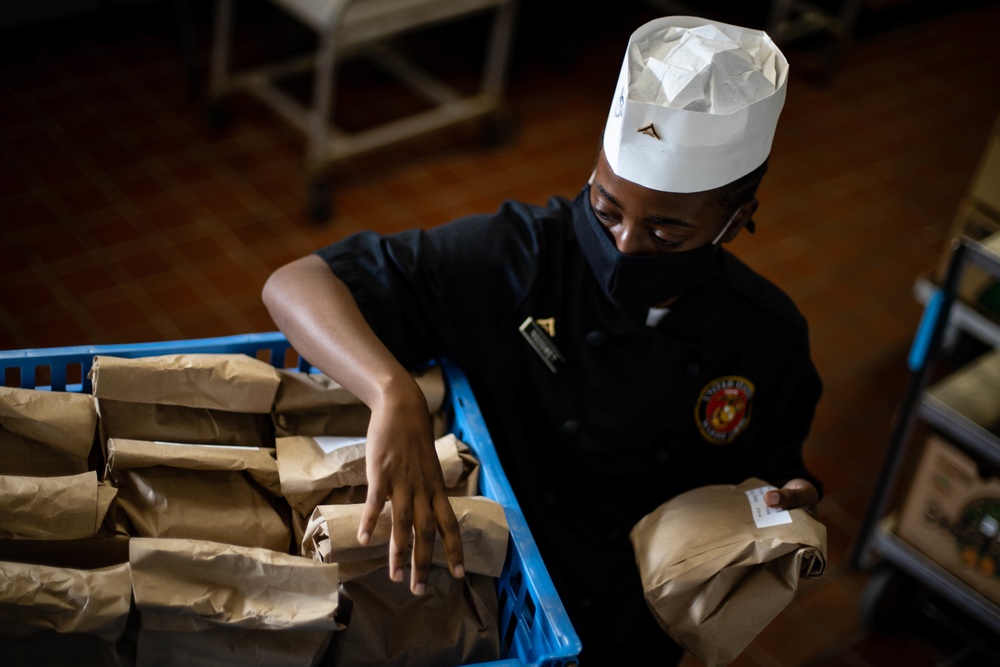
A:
716;158;770;210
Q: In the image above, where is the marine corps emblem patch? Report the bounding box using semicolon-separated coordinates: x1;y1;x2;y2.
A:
695;376;754;444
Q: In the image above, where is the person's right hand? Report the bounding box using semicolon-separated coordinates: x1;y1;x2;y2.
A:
358;381;465;594
261;255;463;594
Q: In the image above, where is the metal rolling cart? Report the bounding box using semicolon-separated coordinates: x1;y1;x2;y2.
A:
851;234;1000;634
207;0;520;221
763;0;862;77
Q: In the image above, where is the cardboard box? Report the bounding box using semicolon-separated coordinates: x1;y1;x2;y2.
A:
935;202;1000;309
970;114;1000;217
925;347;1000;436
898;434;1000;605
943;109;1000;317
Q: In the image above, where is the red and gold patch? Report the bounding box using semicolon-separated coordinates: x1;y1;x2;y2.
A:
695;376;754;444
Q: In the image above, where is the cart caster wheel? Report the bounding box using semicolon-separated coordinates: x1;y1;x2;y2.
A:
206;98;230;132
307;179;332;223
859;561;915;633
479;108;518;148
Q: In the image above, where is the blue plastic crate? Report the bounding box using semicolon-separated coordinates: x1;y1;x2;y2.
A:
0;332;582;667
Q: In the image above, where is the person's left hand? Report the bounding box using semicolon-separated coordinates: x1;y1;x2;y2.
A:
764;478;818;515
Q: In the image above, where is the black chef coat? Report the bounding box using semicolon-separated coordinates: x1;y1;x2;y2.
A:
316;185;823;665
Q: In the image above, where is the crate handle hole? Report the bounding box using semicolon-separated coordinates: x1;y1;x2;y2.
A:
66;362;83;388
501;611;518;655
35;364;52;389
523;593;535;630
4;367;21;388
509;570;522;597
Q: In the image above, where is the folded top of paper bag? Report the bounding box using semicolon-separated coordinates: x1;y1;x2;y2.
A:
303;495;508;580
0;560;131;641
0;471;116;540
0;386;98;458
90;354;281;414
276;433;471;516
129;537;340;632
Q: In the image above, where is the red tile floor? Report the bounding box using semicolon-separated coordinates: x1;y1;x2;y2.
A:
3;0;1000;664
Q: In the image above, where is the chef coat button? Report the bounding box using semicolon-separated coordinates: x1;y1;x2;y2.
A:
585;330;607;347
541;489;557;506
561;419;581;436
686;359;701;376
654;450;670;466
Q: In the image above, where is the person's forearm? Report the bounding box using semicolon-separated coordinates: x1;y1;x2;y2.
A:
261;254;419;409
263;253;465;589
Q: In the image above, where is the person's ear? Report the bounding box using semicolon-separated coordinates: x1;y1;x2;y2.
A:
721;197;758;243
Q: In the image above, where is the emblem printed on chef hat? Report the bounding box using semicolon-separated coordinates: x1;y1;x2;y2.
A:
603;16;788;193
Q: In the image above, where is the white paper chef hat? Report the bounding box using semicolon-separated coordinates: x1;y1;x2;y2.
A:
603;16;788;193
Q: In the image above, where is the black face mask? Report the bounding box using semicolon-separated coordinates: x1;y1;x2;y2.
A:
573;185;731;311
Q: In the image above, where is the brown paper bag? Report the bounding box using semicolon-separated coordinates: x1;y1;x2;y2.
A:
90;353;281;449
0;386;98;476
302;495;508;580
0;471;117;540
0;469;129;572
275;434;367;516
630;477;827;667
130;537;340;667
315;443;480;506
327;565;501;667
106;438;290;552
91;354;281;413
277;433;479;517
129;537;340;631
272;365;448;438
0;560;131;641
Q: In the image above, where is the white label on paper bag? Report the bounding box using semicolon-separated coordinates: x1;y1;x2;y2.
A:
746;485;792;528
313;436;366;454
